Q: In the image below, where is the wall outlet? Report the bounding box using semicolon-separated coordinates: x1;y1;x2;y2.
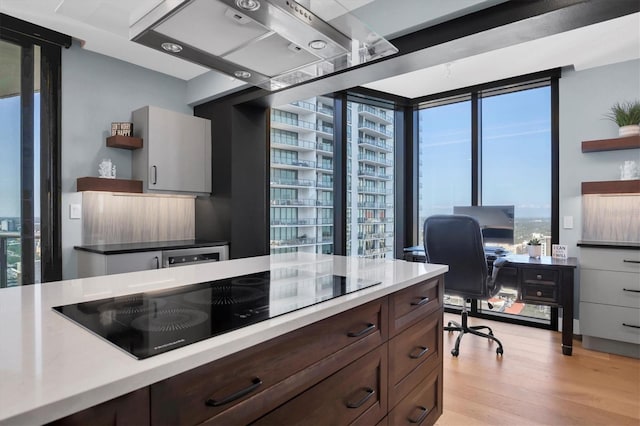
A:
69;203;82;220
563;215;573;229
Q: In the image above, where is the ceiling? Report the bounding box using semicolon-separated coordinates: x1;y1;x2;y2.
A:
0;0;638;101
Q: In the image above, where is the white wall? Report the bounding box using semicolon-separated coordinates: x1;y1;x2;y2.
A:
60;42;192;279
559;58;640;317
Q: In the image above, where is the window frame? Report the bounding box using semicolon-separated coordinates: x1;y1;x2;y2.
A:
0;14;70;284
414;69;560;330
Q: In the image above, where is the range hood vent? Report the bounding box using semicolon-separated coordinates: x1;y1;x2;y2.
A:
130;0;398;90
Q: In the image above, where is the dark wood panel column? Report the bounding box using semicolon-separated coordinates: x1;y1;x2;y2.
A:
231;104;269;258
20;43;35;285
194;98;269;259
39;43;63;282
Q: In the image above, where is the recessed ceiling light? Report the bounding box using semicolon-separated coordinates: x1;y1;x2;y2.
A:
161;42;182;53
308;40;327;50
234;70;251;79
236;0;260;11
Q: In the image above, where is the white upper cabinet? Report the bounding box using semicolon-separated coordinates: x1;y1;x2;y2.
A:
132;106;212;194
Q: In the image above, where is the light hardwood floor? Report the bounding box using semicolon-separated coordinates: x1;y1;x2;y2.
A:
436;313;640;426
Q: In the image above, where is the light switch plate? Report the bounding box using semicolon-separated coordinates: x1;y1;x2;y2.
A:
563;216;573;229
69;203;82;219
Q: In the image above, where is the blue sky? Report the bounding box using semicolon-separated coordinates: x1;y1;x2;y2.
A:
0;94;41;218
418;86;551;219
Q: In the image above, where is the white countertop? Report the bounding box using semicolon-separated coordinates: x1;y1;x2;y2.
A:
0;253;447;425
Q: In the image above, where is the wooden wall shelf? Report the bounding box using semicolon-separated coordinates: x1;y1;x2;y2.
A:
77;177;143;193
106;135;143;150
581;180;640;195
581;135;640;152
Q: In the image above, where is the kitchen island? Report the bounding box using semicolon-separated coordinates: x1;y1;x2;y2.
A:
0;253;447;425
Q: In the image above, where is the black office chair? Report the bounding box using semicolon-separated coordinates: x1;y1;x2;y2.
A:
424;214;512;357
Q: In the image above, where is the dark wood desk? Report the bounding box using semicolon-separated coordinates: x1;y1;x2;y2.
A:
403;249;578;355
504;255;578;356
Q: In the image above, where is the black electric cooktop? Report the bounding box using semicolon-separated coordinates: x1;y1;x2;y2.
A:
53;271;380;359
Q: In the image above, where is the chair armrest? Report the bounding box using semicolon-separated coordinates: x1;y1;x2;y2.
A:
491;257;517;287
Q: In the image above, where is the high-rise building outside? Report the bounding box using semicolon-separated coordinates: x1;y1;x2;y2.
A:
269;97;394;259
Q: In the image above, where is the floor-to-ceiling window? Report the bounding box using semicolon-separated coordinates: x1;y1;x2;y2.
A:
417;76;557;326
269;95;398;259
346;101;395;259
1;15;67;285
269;96;335;255
417;98;471;308
0;39;38;286
479;86;552;321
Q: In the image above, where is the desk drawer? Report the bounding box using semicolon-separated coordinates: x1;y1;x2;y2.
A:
522;268;559;284
388;368;441;426
580;302;640;345
580;248;640;272
388;310;442;409
580;269;640;308
521;281;558;304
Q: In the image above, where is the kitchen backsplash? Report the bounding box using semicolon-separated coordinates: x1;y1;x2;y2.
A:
582;194;640;242
82;191;195;245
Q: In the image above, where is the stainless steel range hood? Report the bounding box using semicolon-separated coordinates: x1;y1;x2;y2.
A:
130;0;398;90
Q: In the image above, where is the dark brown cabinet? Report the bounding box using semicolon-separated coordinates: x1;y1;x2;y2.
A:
51;276;445;426
48;388;150;426
151;298;387;426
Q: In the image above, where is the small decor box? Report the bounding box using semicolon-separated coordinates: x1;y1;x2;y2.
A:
552;244;568;259
111;122;133;137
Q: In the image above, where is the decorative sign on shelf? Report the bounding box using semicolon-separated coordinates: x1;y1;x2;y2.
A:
552;244;568;259
98;158;116;179
111;122;133;137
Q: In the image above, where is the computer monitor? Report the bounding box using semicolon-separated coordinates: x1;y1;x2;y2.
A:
452;205;515;246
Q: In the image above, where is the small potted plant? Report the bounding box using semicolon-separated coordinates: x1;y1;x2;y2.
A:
605;100;640;136
527;238;542;258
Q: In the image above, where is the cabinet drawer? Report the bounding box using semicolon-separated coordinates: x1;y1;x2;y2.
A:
253;345;388;426
151;298;387;426
388;368;441;426
580;248;640;272
389;277;443;337
49;388;150;426
580;302;640;345
389;310;442;409
580;269;640;308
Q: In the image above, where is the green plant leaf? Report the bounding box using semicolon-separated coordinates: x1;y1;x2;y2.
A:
605;100;640;126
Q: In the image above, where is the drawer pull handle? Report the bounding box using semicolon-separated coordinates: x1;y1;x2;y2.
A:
536;290;543;297
410;346;430;359
536;274;543;280
622;323;640;329
346;387;375;409
623;288;640;293
205;377;262;407
151;165;158;185
411;296;430;306
408;406;430;424
623;259;640;264
347;323;376;337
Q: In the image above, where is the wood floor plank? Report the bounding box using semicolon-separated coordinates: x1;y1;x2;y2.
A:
435;313;640;425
